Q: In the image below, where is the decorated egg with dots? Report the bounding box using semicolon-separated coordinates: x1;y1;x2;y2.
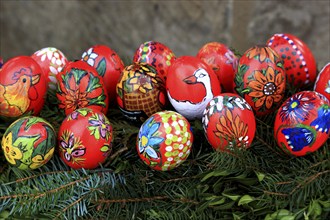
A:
133;41;176;82
314;63;330;102
267;33;317;88
202;93;256;151
81;45;124;103
234;46;286;116
196;42;239;93
274;91;330;157
166;56;221;120
56;60;109;115
116;62;167;123
0;56;47;120
31;47;68;91
1;116;56;170
136;110;193;171
58;108;113;169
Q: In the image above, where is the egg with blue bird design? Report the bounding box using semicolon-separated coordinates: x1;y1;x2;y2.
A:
274;91;330;156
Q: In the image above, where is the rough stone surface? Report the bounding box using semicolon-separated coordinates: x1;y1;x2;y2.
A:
0;0;329;68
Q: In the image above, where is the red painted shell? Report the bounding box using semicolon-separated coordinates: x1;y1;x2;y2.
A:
58;108;113;169
0;56;47;120
133;41;176;82
314;63;330;102
267;33;317;88
166;56;221;120
196;42;238;93
274;91;330;157
56;60;109;115
202;93;256;151
81;45;124;103
116;62;167;123
136;110;193;171
234;46;286;116
31;47;68;91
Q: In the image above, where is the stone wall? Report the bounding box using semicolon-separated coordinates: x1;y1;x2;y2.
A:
1;0;329;68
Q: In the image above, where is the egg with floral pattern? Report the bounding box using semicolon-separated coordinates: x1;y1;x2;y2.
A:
267;33;317;89
234;46;286;116
81;45;124;103
116;62;167;123
196;42;239;93
31;47;68;91
57;108;113;169
133;41;176;82
0;56;47;120
202;93;256;151
56;60;109;115
136;111;193;171
274;91;330;157
166;56;221;120
314;63;330;102
1;116;56;170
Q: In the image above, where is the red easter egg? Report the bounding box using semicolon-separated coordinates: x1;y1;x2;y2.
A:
202;93;256;151
136;110;193;171
314;63;330;102
81;45;124;103
166;56;221;120
267;33;317;88
116;62;167;123
0;56;47;120
274;91;330;156
196;42;238;93
234;46;286;116
56;60;109;115
58;108;113;169
133;41;176;82
31;47;68;91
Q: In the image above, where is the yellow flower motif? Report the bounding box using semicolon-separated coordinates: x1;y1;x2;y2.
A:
127;72;154;93
29;148;55;169
1;132;23;165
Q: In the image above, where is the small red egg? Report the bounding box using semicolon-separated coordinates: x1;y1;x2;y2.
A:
234;46;286;116
133;41;176;82
136;110;193;171
267;33;317;88
202;93;256;151
58;108;113;169
81;45;124;103
274;91;330;157
196;42;238;93
31;47;68;91
0;56;47;120
56;60;109;115
116;62;167;123
166;56;221;120
314;63;330;102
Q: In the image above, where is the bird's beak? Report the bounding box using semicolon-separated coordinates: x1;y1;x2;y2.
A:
31;75;40;85
183;75;197;84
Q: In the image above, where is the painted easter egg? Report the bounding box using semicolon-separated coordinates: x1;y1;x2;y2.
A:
234;46;286;116
133;41;176;82
136;110;193;171
196;42;239;93
58;108;113;169
1;116;56;170
81;45;124;103
314;63;330;102
0;56;47;120
116;62;167;123
202;93;256;151
267;33;317;88
56;60;109;115
274;91;330;156
31;47;68;91
166;56;221;120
